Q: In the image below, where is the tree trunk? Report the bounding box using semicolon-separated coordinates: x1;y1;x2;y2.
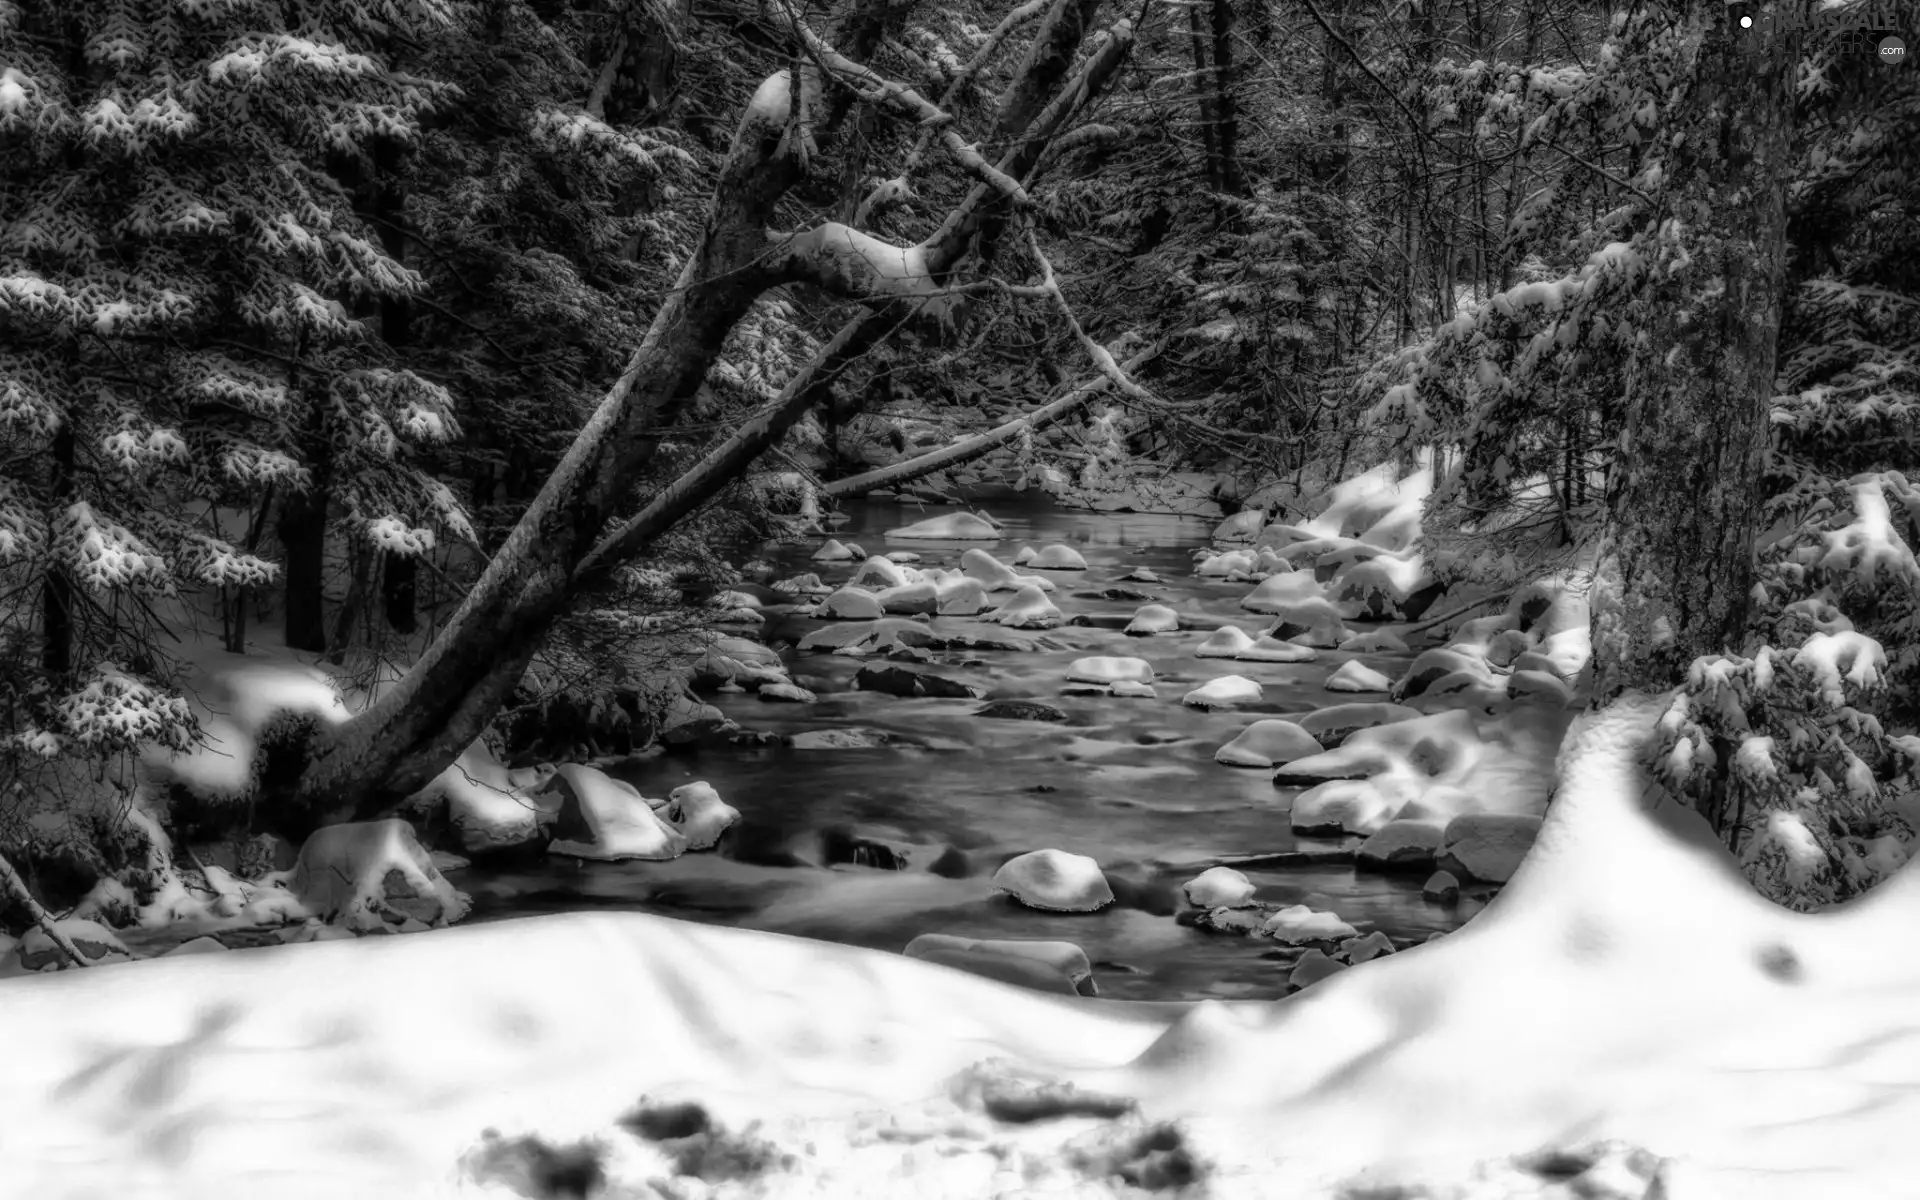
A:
293;0;1131;822
278;481;330;654
1206;0;1245;196
40;424;75;675
1590;5;1798;700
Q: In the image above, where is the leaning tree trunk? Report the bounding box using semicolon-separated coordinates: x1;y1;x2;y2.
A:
1589;3;1799;700
293;0;1135;825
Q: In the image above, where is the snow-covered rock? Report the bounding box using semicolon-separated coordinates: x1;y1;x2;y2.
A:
1263;599;1349;648
1338;629;1410;654
990;849;1114;912
903;934;1095;996
1211;509;1266;543
15;920;131;972
1120;567;1161;583
1393;646;1503;701
960;548;1055;592
984;583;1063;629
661;782;739;851
1275;709;1485;787
757;682;817;703
887;513;1000;540
1029;544;1088;570
544;764;688;862
816;587;887;620
883;550;921;563
1326;660;1392;693
1261;904;1359;944
1236;635;1318;663
1215;719;1321;768
772;572;830;595
849;556;912;590
1123;604;1181;635
1289;780;1408;837
1297;702;1422;748
1356;819;1446;873
413;740;557;856
1509;669;1577;707
1239;572;1324;614
1183;675;1262;710
934;576;990;615
1438;814;1544;884
164;936;230;957
812;538;856;561
1065;656;1154;685
1109;680;1157;699
1182;866;1257;909
1197;550;1257;578
1195;625;1257;658
289;820;472;932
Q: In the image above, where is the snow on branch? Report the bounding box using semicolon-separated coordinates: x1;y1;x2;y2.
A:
856;0;1052;224
786;17;1029;209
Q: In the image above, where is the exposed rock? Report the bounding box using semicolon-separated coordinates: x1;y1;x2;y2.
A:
756;682;816;703
1288;949;1350;992
1438;813;1543;883
1075;586;1161;602
853;664;982;699
1338;931;1396;964
991;849;1115;912
787;728;894;749
820;824;910;870
1214;719;1321;768
1356;819;1446;873
1422;869;1461;905
975;699;1068;722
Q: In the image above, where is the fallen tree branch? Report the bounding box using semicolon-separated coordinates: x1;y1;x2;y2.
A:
1393;589;1515;638
0;849;90;968
820;343;1163;498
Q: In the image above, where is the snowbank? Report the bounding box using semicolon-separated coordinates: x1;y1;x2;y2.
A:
12;695;1920;1198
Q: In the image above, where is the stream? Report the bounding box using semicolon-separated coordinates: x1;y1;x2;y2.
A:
457;494;1489;1002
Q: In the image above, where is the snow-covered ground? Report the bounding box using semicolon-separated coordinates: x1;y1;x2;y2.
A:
5;693;1919;1198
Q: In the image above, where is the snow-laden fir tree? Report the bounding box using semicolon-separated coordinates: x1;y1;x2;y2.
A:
0;1;465;803
1362;1;1920;909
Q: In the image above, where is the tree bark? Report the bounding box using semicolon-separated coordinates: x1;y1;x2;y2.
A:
1590;4;1799;700
40;424;74;675
1206;0;1245;196
294;0;1130;822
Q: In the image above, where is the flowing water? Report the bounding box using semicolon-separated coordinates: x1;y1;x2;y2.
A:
459;495;1494;1001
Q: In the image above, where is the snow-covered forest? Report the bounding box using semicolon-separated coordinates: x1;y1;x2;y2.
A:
1;0;1917;1195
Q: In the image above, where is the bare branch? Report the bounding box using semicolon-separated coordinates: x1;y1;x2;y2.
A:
821;344;1163;498
0;850;90;968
